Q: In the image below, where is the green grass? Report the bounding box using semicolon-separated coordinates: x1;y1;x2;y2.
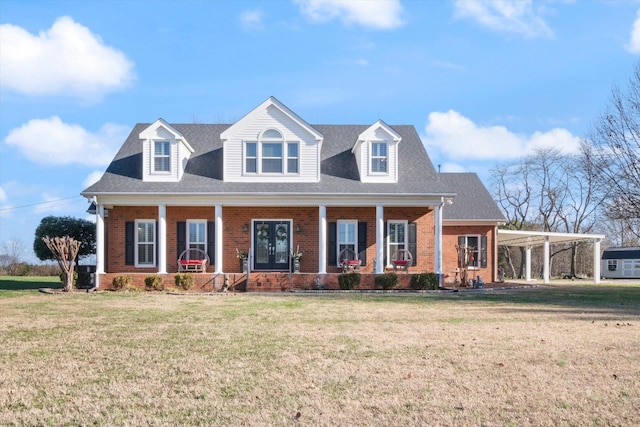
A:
0;275;61;293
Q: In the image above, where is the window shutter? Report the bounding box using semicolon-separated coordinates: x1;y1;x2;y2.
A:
125;221;135;265
408;222;417;266
177;222;186;258
383;222;388;267
480;235;488;268
207;221;215;264
458;236;465;268
328;222;337;265
358;222;367;266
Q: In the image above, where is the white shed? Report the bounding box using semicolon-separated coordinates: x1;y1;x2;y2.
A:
601;247;640;279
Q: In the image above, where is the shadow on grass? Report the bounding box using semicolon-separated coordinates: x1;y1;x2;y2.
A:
430;284;640;317
0;276;62;291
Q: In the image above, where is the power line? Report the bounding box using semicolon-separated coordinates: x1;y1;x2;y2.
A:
0;195;84;213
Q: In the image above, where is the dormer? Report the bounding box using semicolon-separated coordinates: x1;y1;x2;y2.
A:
139;119;194;182
352;120;401;183
221;97;323;183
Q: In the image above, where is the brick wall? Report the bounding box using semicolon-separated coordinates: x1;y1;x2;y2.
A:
442;225;497;284
104;204;445;277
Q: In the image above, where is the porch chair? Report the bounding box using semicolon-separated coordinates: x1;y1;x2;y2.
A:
177;248;209;273
339;247;361;273
391;249;413;273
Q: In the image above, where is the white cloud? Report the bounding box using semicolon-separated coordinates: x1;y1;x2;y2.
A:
4;116;128;167
0;16;134;99
422;110;580;161
295;0;404;29
453;0;553;38
0;187;6;202
240;9;264;30
626;10;640;54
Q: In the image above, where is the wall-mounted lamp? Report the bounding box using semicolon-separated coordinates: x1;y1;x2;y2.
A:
296;224;301;233
242;223;249;233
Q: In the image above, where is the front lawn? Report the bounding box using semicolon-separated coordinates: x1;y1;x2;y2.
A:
0;284;638;426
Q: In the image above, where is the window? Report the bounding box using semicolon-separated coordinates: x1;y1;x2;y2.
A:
262;142;283;173
187;220;206;252
458;235;480;269
387;220;407;264
337;220;357;265
153;141;171;172
136;220;155;266
287;142;299;173
245;142;257;173
607;260;617;272
243;129;299;175
371;142;388;173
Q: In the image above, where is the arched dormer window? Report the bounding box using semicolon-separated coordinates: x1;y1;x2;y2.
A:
244;128;299;175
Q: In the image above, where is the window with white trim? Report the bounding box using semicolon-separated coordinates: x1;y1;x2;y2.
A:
371;142;388;173
387;220;407;265
187;220;206;252
153;141;171;173
136;220;156;266
243;129;299;175
337;220;357;265
459;235;480;269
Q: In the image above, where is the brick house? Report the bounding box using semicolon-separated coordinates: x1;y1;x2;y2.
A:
82;97;505;290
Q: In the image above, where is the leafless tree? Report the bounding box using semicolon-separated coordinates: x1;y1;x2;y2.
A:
585;63;640;240
492;147;607;278
43;236;81;292
0;239;27;275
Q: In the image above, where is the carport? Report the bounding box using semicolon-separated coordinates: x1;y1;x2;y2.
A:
497;230;605;283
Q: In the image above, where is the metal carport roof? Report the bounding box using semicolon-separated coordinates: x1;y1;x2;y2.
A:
497;229;606;283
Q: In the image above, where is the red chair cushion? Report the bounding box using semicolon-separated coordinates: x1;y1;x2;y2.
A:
394;260;408;265
180;260;205;265
347;260;360;265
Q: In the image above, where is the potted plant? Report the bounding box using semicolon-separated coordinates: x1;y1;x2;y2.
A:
291;245;302;273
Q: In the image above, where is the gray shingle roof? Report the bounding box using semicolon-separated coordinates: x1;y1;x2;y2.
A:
83;123;453;196
440;173;506;222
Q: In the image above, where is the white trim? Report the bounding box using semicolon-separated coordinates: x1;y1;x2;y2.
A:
135;219;156;267
386;219;408;268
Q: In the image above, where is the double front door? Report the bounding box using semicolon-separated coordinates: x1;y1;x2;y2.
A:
253;221;291;270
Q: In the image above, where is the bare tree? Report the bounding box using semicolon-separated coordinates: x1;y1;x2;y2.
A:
43;236;81;292
0;239;27;275
585;63;640;240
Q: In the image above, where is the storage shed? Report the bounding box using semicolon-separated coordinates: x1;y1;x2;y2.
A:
601;247;640;279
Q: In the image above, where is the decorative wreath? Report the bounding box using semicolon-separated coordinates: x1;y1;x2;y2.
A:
257;225;269;241
276;225;288;241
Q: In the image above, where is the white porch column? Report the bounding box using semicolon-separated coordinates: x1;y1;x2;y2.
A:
434;200;444;286
157;204;167;274
525;246;532;281
96;204;105;276
319;205;327;273
215;204;223;274
593;239;601;283
543;237;550;284
376;205;384;274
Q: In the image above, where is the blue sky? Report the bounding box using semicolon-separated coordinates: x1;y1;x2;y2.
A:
0;0;638;263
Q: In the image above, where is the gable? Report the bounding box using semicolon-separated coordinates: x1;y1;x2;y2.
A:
139;119;194;183
221;97;323;183
352;120;402;183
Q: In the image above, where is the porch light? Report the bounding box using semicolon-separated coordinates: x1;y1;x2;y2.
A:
243;223;249;233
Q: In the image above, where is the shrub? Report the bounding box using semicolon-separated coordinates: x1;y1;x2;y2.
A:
410;272;438;290
144;275;164;291
175;273;194;291
374;272;399;290
112;274;133;291
338;272;360;290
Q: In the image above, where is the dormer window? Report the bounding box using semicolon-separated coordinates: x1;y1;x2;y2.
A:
371;142;388;174
153;141;171;173
243;129;299;175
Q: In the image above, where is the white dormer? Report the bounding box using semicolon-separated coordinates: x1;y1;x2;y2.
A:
221;97;323;183
352;120;401;183
139;119;194;182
